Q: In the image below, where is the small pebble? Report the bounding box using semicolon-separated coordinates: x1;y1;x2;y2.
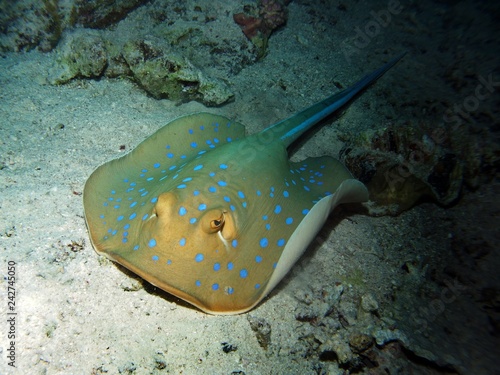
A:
221;342;237;353
247;315;272;350
348;332;373;353
361;293;379;313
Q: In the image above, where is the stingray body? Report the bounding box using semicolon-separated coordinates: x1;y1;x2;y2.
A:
84;54;404;314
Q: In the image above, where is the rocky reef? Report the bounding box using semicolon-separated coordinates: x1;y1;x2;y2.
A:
1;1;262;106
0;0;147;52
0;0;62;52
339;120;498;215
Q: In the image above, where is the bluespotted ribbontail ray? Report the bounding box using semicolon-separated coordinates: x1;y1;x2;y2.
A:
83;54;405;314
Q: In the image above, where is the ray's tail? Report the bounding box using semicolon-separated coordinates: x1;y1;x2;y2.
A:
263;52;406;148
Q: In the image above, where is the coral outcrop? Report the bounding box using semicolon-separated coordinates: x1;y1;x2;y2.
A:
49;31;233;106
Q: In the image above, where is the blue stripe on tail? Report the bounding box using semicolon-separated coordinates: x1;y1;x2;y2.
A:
262;52;406;148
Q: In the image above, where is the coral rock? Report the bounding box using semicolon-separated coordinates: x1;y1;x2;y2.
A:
233;0;289;58
49;29;108;84
121;38;233;106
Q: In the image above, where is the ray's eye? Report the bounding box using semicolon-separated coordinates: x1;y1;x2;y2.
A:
201;209;228;234
210;214;225;230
